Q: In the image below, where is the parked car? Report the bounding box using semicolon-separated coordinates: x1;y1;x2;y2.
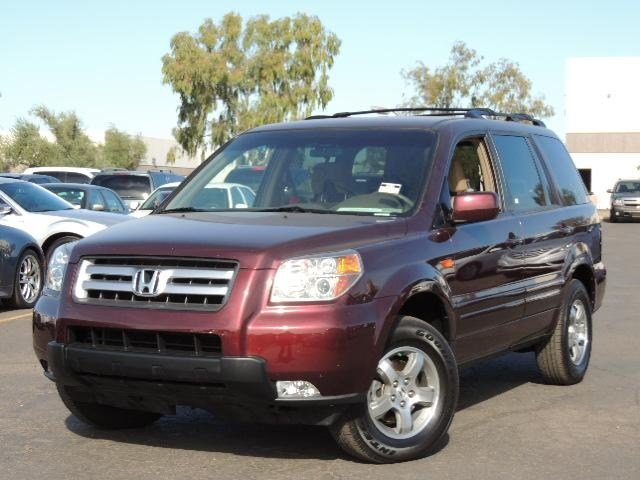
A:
224;165;266;191
0;225;44;308
0;178;127;260
33;108;606;463
0;173;59;184
91;170;184;210
607;179;640;222
22;167;101;184
129;182;181;218
43;183;128;214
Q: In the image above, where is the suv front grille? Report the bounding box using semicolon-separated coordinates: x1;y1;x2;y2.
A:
73;256;238;311
68;326;222;357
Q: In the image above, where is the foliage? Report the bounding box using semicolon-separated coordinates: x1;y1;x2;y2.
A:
0;106;148;170
162;12;341;157
403;41;554;117
100;126;147;170
0;119;60;169
31;106;98;166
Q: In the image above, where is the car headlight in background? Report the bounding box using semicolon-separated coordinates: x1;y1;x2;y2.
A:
44;241;77;294
613;198;624;206
271;250;363;302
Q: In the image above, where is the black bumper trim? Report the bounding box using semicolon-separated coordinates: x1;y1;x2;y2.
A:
47;342;365;408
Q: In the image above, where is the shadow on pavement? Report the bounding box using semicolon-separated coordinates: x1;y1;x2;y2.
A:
63;352;541;460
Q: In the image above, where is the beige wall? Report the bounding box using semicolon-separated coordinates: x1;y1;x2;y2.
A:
566;132;640;153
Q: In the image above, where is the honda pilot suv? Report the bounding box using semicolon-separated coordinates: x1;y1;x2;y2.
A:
33;108;606;463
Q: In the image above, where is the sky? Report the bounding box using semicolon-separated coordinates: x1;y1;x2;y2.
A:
1;0;639;142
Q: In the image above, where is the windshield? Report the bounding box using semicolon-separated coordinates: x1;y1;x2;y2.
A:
92;175;151;199
139;187;174;210
615;181;640;193
163;128;435;216
0;181;74;212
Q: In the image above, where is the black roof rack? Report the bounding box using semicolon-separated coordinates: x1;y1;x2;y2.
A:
305;107;546;127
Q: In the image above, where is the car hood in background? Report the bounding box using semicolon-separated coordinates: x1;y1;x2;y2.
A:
39;208;128;226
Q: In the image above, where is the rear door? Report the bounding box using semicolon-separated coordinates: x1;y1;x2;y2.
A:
490;133;577;342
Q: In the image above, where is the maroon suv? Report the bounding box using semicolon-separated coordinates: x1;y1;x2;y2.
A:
33;108;606;463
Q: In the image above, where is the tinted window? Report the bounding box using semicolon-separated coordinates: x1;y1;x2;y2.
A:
0;182;73;212
231;187;244;207
493;135;551;212
66;172;91;184
48;187;86;207
102;190;126;213
92;175;151;199
534;135;589;205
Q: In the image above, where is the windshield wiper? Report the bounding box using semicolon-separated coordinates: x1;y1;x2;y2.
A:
255;205;334;214
157;207;208;214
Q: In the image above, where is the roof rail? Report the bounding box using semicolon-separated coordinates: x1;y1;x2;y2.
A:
305;107;546;127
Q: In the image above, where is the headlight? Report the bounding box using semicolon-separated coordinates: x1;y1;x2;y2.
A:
271;250;363;302
44;241;77;294
613;198;624;206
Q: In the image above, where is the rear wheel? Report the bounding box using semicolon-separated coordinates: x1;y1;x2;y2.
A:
56;384;162;429
8;249;43;308
331;317;458;463
536;279;592;385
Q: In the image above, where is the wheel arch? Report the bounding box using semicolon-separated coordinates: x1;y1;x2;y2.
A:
42;233;82;257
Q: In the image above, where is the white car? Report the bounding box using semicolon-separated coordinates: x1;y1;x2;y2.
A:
22;166;101;184
129;182;182;218
0;178;128;260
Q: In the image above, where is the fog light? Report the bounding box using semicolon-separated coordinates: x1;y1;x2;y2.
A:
276;380;321;398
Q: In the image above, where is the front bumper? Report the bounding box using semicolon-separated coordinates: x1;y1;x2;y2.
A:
611;204;640;220
46;341;364;425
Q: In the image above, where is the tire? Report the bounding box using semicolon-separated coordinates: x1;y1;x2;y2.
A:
330;316;458;463
8;249;43;308
536;279;592;385
609;210;617;223
56;384;162;429
45;235;81;264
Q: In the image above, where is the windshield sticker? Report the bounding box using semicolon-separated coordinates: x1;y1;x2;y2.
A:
378;182;402;195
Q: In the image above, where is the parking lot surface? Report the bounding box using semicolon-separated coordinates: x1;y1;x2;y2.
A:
0;221;638;479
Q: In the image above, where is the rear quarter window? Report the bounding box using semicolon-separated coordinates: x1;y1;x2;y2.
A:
534;135;589;205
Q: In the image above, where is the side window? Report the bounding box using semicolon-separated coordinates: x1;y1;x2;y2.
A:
534;135;589;205
231;187;245;207
447;138;497;196
67;172;90;184
240;187;256;206
88;190;106;211
103;190;125;213
493;135;552;213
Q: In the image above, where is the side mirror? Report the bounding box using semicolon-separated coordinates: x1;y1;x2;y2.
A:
0;205;12;216
453;192;500;223
606;189;613;194
91;204;105;211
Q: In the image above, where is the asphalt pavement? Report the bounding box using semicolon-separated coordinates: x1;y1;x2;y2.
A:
0;221;638;480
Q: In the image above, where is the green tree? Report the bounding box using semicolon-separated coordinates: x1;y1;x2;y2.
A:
100;126;147;170
403;41;554;117
31;106;98;166
0;119;60;169
162;12;341;157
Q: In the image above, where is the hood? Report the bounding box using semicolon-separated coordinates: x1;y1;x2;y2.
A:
71;211;407;269
40;208;129;227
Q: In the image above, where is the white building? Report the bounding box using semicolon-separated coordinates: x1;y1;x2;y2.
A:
566;57;640;209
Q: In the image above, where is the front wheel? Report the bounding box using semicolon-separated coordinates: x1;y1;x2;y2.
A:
8;249;43;308
331;317;458;463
